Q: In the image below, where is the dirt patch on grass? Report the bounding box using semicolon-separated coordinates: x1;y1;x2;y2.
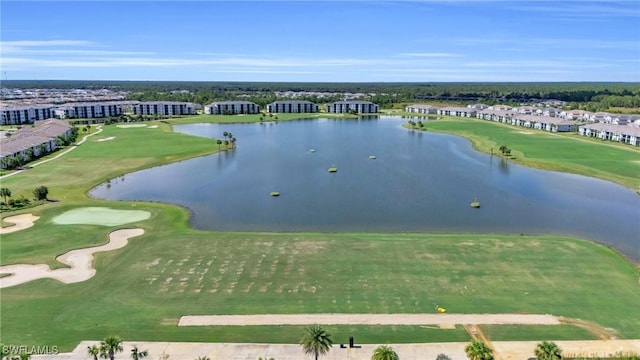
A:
559;316;618;340
0;214;39;234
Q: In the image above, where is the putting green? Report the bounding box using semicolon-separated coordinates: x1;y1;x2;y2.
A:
52;207;151;226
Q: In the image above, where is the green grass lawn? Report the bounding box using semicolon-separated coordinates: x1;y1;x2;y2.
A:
419;116;640;190
1;115;639;350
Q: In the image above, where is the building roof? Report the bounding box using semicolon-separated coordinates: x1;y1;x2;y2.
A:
330;101;377;105
0;119;71;157
579;123;640;136
207;101;259;106
268;100;317;105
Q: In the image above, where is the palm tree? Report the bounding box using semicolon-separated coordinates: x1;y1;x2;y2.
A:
130;346;148;360
0;187;11;204
371;345;399;360
216;139;222;150
224;140;229;150
223;131;229;142
231;137;237;149
465;340;493;360
436;354;451;360
88;345;100;360
195;357;210;360
300;325;333;360
100;335;123;360
534;341;562;360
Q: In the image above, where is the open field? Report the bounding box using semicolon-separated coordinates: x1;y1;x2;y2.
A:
1;203;638;349
421;116;640;190
1;116;639;351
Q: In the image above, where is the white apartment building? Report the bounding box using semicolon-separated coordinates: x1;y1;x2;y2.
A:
204;101;260;115
132;101;196;116
1;104;54;125
266;100;318;113
405;104;437;114
326;101;379;114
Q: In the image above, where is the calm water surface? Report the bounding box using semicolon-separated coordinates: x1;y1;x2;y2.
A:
91;117;640;261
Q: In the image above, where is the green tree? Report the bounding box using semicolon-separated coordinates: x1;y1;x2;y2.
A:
465;340;493;360
371;345;399;360
130;346;148;360
534;341;562;360
224;140;229;150
33;186;49;201
216;139;222;150
300;325;333;360
195;357;209;360
88;345;100;360
436;354;451;360
99;335;123;360
0;188;11;204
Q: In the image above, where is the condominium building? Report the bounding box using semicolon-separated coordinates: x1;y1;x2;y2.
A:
0;119;72;166
204;101;260;115
53;102;123;119
405;104;437;114
326;101;379;114
0;104;54;125
132;101;197;116
266;100;318;113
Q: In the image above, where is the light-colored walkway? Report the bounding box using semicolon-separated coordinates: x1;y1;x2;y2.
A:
179;313;561;326
0;228;144;288
30;339;640;360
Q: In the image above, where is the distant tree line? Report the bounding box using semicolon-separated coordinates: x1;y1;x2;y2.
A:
3;80;639;111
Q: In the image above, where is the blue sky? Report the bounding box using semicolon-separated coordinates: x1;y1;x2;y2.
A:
1;1;639;82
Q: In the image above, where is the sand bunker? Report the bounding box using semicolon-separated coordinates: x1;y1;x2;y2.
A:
148;125;159;129
96;136;116;142
179;313;561;326
0;228;144;288
116;124;147;128
52;207;151;226
0;214;39;234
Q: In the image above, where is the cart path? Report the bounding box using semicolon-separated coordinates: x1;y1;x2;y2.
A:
179;313;561;326
0;228;144;288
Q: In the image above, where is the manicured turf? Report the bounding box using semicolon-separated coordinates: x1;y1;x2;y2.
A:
1;115;638;351
51;207;151;226
481;325;597;341
421;116;640;190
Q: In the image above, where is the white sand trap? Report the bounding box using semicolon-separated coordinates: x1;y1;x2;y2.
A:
0;228;144;288
0;214;40;234
179;313;561;326
518;131;535;134
96;136;116;142
52;207;151;226
116;124;147;128
148;125;159;129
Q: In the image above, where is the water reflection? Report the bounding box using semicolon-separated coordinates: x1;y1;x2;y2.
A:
90;117;640;261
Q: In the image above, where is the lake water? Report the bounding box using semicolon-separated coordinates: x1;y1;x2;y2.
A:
90;117;640;261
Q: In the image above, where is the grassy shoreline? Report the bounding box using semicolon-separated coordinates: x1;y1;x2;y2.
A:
401;115;640;190
1;114;638;349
